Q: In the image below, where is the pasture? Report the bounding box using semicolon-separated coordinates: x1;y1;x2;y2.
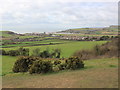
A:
2;56;118;88
1;39;118;88
2;40;107;58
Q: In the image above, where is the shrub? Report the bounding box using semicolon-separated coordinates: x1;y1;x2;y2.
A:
52;66;60;72
40;50;51;58
100;36;110;40
18;47;29;56
73;38;118;59
8;50;20;56
73;50;93;60
31;48;61;58
57;63;67;70
13;56;40;73
0;49;8;55
52;60;62;72
53;48;61;58
65;57;84;70
29;60;53;74
54;60;61;65
31;48;41;57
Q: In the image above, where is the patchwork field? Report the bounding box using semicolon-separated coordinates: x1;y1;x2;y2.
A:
1;39;118;88
2;40;107;58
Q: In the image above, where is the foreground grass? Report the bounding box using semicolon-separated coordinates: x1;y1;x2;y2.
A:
2;57;118;88
2;56;17;76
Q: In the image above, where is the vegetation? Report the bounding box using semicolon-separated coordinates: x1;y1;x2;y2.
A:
2;57;118;88
1;47;29;56
29;60;53;74
65;57;84;70
2;41;106;58
73;38;118;60
12;56;40;73
12;56;84;74
1;29;118;88
57;25;118;35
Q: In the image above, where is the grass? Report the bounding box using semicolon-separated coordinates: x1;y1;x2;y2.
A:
1;39;69;48
1;56;17;76
2;57;118;88
0;31;19;38
2;41;107;58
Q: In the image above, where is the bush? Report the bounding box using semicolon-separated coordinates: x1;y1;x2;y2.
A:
8;50;20;56
52;66;60;72
54;60;61;65
73;50;93;60
18;47;29;56
13;56;40;73
0;49;8;55
65;57;84;70
29;60;53;74
57;63;67;70
73;38;118;59
31;48;41;57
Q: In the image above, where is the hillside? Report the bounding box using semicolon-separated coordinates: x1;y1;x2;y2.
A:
57;25;118;35
0;31;19;38
2;57;118;88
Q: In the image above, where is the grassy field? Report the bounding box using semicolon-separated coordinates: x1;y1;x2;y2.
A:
2;40;107;58
2;56;118;88
1;39;118;88
2;56;17;76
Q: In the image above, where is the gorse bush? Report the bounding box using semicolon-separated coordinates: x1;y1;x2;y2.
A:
57;63;67;70
29;60;53;74
13;56;40;73
52;60;62;72
13;56;85;74
54;60;61;65
65;57;84;70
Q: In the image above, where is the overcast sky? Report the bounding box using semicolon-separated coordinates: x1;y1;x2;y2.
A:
0;0;118;33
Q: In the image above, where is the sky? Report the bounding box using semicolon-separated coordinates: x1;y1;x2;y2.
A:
0;0;119;33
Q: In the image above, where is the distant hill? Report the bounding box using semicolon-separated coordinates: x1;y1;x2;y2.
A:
0;31;19;38
57;25;118;35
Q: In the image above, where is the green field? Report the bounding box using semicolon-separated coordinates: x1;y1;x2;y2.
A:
2;40;107;58
2;56;118;88
1;39;118;88
2;56;17;76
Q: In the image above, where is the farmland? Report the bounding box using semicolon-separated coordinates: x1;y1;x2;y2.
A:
2;40;107;58
1;30;118;88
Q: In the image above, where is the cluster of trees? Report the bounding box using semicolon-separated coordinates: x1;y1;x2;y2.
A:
99;36;117;40
31;48;61;58
12;56;84;74
1;47;29;56
1;47;61;58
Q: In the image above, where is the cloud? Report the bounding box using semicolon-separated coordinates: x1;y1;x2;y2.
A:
0;0;118;33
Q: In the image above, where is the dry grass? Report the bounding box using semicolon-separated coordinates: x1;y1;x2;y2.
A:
2;58;118;88
2;68;118;88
